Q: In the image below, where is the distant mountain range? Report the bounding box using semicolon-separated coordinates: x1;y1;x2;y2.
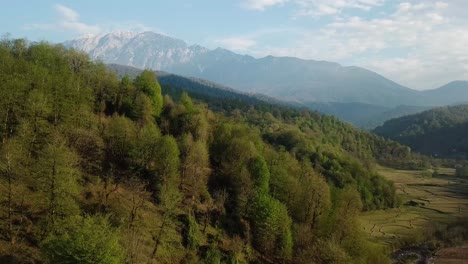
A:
64;31;468;127
374;105;468;158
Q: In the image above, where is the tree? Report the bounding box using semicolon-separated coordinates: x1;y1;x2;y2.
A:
248;155;270;193
123;178;151;264
134;93;154;126
34;135;80;232
332;187;363;244
154;135;180;190
114;75;137;117
180;92;194;113
328;187;370;262
41;215;124;264
22;89;52;156
104;115;137;168
180;134;211;202
296;173;330;231
131;123;161;175
133;70;163;118
249;193;293;261
0;139;28;244
151;175;182;260
0;74;28;144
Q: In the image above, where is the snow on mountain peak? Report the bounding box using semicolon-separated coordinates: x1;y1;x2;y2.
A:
64;31;208;70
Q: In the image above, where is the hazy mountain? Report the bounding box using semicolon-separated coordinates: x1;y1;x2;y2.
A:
374;104;468;158
66;31;468;127
65;31;420;107
419;81;468;106
307;102;430;129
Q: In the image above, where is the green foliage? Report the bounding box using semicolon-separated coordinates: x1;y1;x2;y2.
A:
180;134;211;201
35;136;81;229
41;215;124;264
374;104;468;159
131;123;161;174
155;135;180;184
134;70;163;118
186;213;201;250
204;245;222;264
180;92;195;112
248;155;270;193
249;192;293;260
104;115;137;166
0;39;407;263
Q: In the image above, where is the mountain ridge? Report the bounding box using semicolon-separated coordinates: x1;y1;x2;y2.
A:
65;31;468;127
108;63;429;129
64;31;420;106
373;104;468;158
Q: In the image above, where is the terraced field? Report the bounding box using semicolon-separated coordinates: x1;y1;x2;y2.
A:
360;167;468;263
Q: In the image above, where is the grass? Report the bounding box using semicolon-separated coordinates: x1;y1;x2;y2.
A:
360;166;468;257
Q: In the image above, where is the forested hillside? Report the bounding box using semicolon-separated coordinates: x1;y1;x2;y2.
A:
374;105;468;159
0;39;420;263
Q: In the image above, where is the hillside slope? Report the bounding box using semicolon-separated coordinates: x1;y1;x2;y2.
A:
374;105;468;158
1;38;425;263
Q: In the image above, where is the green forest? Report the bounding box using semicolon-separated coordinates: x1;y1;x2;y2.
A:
374;105;468;159
0;39;425;263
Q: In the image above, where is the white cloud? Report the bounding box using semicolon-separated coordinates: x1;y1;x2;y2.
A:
295;0;385;16
236;1;468;89
25;4;155;38
27;4;101;36
242;0;385;15
319;0;468;89
215;37;257;51
241;0;289;10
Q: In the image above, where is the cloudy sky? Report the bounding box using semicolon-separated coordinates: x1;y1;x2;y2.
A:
3;0;468;90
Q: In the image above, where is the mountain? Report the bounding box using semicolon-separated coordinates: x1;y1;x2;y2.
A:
65;31;468;127
64;31;208;70
306;102;431;129
374;104;468;158
420;81;468;106
64;31;419;107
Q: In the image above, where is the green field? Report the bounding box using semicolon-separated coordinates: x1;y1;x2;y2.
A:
360;166;468;263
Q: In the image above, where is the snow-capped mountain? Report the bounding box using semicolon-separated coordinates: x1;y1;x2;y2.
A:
64;31;209;70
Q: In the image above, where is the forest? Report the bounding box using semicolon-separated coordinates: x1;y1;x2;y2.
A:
374;104;468;159
0;39;425;263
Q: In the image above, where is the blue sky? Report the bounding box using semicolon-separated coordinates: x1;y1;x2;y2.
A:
3;0;468;90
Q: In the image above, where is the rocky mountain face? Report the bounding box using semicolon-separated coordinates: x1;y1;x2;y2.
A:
64;31;209;70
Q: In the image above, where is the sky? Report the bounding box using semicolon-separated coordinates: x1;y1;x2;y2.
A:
3;0;468;90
